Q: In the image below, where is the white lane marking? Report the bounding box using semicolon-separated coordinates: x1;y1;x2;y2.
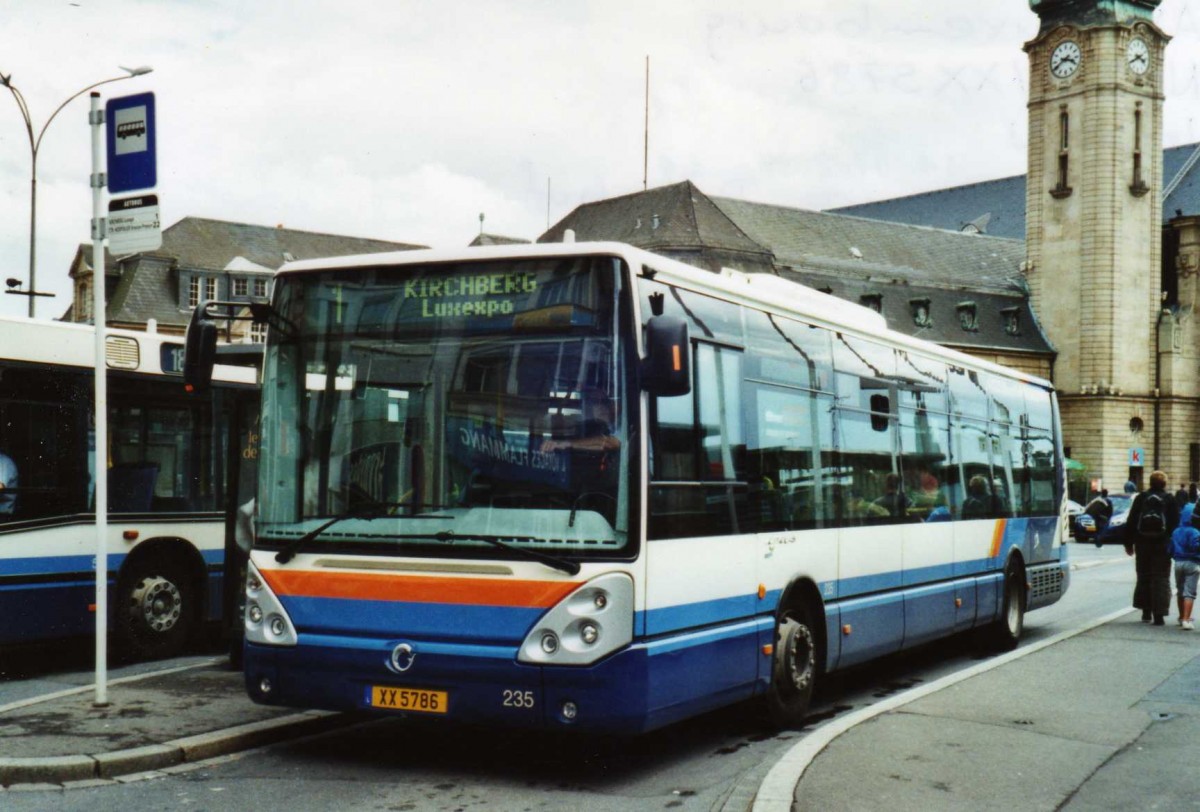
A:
0;657;223;714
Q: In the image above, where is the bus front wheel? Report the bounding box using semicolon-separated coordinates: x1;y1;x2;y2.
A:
763;604;817;728
117;557;195;661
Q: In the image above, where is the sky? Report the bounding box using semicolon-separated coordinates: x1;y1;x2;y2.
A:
2;0;1200;319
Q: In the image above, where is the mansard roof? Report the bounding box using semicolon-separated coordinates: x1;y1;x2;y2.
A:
541;181;1051;356
827;142;1200;239
88;217;425;330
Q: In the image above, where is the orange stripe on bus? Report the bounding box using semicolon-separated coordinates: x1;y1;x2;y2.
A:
990;519;1007;559
260;569;580;608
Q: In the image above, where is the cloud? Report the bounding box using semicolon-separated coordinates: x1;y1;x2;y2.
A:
1;0;1197;319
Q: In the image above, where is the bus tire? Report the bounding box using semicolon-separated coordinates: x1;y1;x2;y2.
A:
982;559;1025;652
116;556;195;661
763;603;818;728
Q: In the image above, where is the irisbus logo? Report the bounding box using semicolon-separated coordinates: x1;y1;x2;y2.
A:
389;643;416;673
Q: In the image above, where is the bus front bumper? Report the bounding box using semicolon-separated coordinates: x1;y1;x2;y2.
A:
243;634;658;734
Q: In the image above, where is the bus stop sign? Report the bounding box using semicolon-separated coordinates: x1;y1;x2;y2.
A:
106;92;157;193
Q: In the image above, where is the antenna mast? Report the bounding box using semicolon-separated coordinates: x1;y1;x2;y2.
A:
643;55;649;191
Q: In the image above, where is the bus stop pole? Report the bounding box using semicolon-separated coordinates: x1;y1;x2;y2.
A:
90;91;109;707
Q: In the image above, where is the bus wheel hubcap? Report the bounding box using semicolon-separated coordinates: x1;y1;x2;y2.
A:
781;617;814;693
131;576;182;633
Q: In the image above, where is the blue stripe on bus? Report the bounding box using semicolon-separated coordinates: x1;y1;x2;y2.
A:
643;593;756;636
0;555;102;577
280;595;545;644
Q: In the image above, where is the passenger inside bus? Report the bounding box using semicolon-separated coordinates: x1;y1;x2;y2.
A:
872;472;909;518
0;447;15;516
962;474;998;519
541;392;620;455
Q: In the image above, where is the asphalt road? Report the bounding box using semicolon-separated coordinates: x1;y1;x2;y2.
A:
2;543;1134;812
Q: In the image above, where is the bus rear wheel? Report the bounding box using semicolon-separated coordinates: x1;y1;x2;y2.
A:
117;558;195;661
763;604;817;728
981;559;1025;652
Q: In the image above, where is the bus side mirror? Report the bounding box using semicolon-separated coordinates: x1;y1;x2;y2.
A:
183;306;218;394
642;316;690;397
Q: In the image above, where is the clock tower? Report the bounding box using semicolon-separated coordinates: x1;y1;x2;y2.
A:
1024;0;1171;489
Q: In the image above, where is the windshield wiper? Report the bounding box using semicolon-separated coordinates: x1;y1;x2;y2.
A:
274;496;453;561
397;531;581;576
275;506;389;564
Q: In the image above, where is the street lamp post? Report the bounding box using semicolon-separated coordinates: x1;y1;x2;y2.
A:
1;65;152;318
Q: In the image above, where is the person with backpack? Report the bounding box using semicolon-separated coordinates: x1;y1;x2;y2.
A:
1123;470;1178;625
1169;502;1200;631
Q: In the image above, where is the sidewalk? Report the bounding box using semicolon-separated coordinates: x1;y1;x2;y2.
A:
3;609;1198;807
756;609;1200;811
0;659;354;787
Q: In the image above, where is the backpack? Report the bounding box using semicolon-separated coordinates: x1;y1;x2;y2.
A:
1136;491;1168;538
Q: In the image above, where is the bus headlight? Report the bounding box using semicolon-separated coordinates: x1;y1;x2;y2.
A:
518;573;633;666
244;560;298;647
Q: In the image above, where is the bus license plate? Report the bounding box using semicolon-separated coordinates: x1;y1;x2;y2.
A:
370;685;449;714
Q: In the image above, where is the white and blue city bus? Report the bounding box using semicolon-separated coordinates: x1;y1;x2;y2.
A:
0;315;258;660
206;241;1068;733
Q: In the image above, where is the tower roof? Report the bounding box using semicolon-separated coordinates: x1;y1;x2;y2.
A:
1029;0;1161;33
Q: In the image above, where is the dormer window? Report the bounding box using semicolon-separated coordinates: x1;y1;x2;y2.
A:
253;278;269;298
1001;306;1021;336
233;278;248;297
859;293;882;313
956;301;979;332
909;297;932;328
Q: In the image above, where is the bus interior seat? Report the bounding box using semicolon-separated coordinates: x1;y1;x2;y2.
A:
108;463;159;512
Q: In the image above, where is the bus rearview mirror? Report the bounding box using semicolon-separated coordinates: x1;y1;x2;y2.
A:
642;316;690;397
183;306;218;394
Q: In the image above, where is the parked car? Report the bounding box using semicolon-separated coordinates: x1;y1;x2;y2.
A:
1066;499;1083;538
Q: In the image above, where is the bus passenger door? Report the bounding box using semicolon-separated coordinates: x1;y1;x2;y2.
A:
644;343;759;718
899;399;958;647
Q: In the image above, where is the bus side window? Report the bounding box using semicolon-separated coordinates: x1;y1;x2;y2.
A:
831;334;901;526
0;368;90;521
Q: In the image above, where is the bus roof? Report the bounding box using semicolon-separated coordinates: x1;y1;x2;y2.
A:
0;314;256;384
276;241;1052;391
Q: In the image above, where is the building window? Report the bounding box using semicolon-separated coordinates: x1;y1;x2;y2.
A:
909;297;932;328
188;277;200;308
204;277;217;303
253;279;268;298
859;293;882;313
232;278;248;297
250;321;267;343
1001;306;1021;336
1051;107;1072;198
1131;105;1149;197
80;281;92;322
956;301;979;332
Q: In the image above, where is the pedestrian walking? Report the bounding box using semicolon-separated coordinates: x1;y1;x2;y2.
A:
1124;470;1178;625
1175;482;1189;510
1169;502;1200;631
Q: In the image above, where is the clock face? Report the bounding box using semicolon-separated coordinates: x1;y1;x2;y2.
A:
1127;37;1150;75
1050;41;1082;78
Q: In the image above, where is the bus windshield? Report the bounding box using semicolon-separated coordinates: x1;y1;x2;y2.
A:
257;255;634;560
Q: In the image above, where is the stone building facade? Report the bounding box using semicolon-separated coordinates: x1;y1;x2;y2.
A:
1024;0;1181;491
